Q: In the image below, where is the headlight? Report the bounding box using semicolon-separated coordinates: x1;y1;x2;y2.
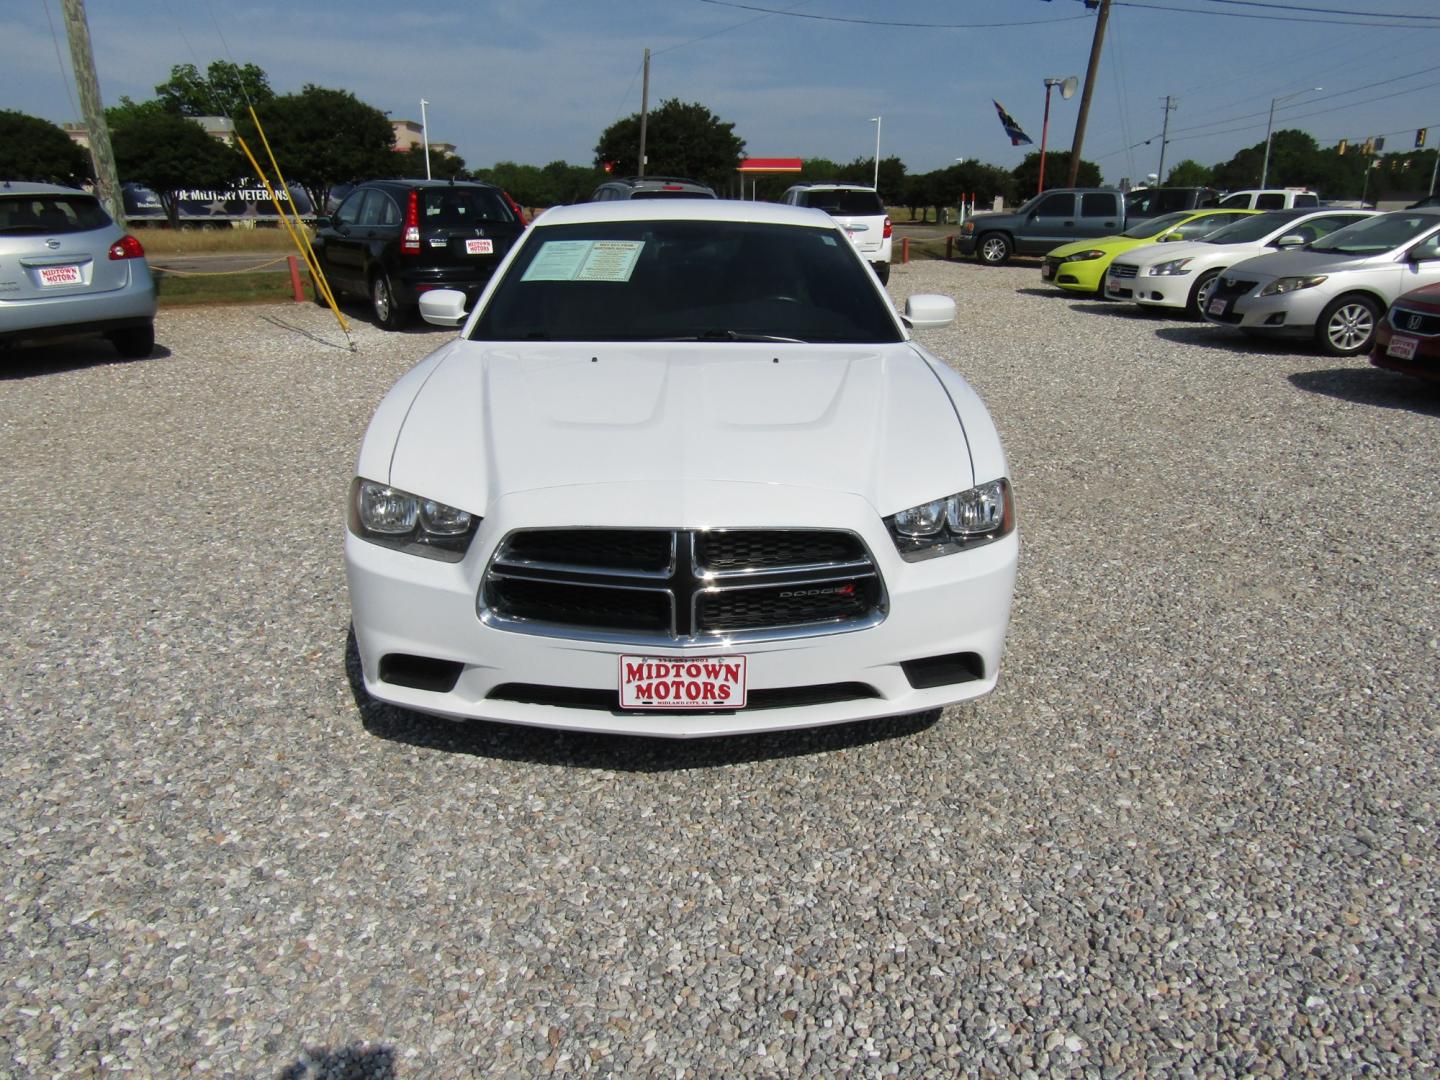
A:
1063;249;1107;263
1147;258;1193;276
961;221;975;235
348;478;479;561
884;479;1014;562
1260;275;1328;296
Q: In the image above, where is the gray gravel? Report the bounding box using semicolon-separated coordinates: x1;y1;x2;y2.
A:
2;261;1438;1078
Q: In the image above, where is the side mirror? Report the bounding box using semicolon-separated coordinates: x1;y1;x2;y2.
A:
1159;231;1183;242
1408;247;1440;263
904;293;956;330
1274;233;1307;248
313;215;331;230
419;289;469;327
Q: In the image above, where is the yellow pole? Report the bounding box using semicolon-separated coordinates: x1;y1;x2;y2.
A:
247;106;342;317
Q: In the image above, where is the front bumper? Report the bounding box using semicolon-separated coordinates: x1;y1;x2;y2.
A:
955;234;977;257
1203;278;1326;337
346;481;1018;738
1042;256;1108;294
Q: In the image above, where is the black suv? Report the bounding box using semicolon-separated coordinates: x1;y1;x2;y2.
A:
311;179;525;329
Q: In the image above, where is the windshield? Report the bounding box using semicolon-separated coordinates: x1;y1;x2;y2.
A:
1200;211;1305;245
469;218;903;344
1121;211;1192;239
1308;213;1440;255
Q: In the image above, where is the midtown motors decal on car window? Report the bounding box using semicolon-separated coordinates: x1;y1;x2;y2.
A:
521;240;645;282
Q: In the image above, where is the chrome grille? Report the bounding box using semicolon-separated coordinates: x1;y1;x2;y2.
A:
483;528;885;643
1389;306;1440;337
1108;262;1138;279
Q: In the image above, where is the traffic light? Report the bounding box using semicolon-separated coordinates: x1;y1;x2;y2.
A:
1336;139;1347;155
1417;128;1428;149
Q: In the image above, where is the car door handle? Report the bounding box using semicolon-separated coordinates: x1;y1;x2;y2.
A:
1063;221;1075;226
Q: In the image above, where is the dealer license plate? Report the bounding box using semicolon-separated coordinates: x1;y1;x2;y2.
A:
464;238;494;255
1041;264;1055;280
619;655;747;710
1387;335;1418;360
1207;297;1227;317
39;265;81;287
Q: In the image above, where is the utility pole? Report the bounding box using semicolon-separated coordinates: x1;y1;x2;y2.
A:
60;0;124;224
1156;96;1176;185
637;48;650;177
1067;0;1111;187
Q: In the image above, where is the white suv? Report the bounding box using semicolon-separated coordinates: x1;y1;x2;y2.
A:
782;183;893;284
1216;188;1320;211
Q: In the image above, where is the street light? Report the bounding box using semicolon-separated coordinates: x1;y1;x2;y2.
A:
420;98;431;180
1261;86;1320;188
869;116;882;190
1037;77;1078;195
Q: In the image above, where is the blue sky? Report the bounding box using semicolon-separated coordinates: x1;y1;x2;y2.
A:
7;0;1440;186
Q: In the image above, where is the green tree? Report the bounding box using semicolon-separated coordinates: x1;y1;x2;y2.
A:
109;111;245;227
1164;159;1213;186
155;61;274;118
0;110;91;185
1010;151;1100;195
594;99;744;192
239;85;395;211
1211;130;1328;192
394;144;467;181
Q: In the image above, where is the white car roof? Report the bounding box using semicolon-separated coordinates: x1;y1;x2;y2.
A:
535;199;836;229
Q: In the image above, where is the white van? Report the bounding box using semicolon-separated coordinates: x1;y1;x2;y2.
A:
1216;188;1320;210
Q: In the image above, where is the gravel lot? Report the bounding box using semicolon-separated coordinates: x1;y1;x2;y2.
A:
2;259;1438;1078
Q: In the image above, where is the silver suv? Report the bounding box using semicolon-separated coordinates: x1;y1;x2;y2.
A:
782;183;892;284
0;181;156;357
589;176;717;201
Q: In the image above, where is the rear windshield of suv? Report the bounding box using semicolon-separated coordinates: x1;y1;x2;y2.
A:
421;187;516;225
0;193;111;234
800;190;885;215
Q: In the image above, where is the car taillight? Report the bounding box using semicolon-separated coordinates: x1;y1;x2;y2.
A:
883;217;893;239
402;189;421;255
109;235;145;260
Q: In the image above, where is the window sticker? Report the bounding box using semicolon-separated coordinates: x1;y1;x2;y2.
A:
521;239;645;282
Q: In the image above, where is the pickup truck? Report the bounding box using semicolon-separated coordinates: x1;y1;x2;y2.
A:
956;188;1127;265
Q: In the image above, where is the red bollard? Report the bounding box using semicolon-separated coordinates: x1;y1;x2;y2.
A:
901;236;910;264
288;254;304;302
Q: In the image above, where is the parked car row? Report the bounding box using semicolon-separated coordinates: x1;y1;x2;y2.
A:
1031;202;1440;375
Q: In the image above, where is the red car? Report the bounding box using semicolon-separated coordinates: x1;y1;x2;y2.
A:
1371;282;1440;382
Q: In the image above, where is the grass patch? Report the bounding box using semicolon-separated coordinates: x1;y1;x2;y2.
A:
155;269;303;307
135;223;307;256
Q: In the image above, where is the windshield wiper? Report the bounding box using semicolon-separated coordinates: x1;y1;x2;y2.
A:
650;329;807;343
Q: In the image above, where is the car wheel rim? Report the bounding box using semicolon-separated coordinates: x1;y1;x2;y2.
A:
1196;276;1217;310
1328;304;1373;351
982;239;1005;262
373;279;391;321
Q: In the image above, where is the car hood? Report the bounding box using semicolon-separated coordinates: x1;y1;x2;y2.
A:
376;340;973;518
1050;235;1136;259
1221;247;1382;281
1115;239;1231;267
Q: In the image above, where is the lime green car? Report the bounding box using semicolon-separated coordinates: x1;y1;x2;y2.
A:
1041;209;1259;296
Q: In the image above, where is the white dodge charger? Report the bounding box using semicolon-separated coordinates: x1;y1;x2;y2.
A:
345;200;1018;737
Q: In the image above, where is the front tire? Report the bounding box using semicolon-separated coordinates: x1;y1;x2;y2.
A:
109;322;155;359
1186;269;1221;319
977;233;1011;266
370;272;408;330
1316;294;1381;357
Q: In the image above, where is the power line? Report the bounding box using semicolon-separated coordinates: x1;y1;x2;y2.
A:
1177;0;1440;21
695;0;1092;29
1114;0;1440;29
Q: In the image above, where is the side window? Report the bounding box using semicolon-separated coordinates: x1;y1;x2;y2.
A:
1217;193;1249;209
1174;213;1242;239
356;190;387;227
1255;193;1285;210
1032;193;1075;218
1308;215;1362;239
334;190;366;225
1294;193;1319;207
376;192;400;227
1080;193;1117;218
